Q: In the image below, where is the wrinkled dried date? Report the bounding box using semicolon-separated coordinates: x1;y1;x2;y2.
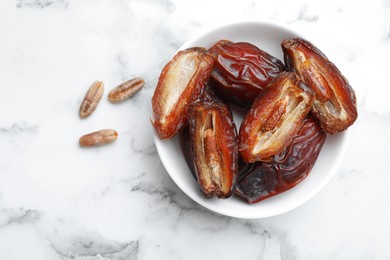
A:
152;47;214;139
180;84;221;179
282;38;357;134
208;40;285;107
189;101;238;198
235;117;326;203
239;72;314;162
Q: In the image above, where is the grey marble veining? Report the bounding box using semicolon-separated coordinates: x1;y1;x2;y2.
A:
16;0;68;9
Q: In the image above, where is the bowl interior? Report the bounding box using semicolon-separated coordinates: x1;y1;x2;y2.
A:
153;21;348;218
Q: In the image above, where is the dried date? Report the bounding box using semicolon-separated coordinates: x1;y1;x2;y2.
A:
239;72;314;162
236;116;326;204
282;38;357;134
189;101;238;198
152;47;214;139
208;40;285;107
180;84;224;179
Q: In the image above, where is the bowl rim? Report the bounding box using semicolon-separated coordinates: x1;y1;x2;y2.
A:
179;19;304;49
152;20;349;219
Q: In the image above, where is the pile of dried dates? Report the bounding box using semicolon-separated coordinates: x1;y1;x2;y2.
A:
152;38;357;204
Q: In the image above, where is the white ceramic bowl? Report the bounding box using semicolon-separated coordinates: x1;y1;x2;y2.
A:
153;21;348;219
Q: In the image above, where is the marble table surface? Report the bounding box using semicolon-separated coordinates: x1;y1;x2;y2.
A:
1;0;389;259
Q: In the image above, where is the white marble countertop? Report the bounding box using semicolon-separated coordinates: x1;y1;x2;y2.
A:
1;0;389;259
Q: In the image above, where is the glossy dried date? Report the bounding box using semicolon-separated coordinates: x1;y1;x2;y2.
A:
236;117;326;204
152;48;214;139
282;38;357;134
180;84;223;179
189;101;238;198
239;72;314;162
208;40;285;107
